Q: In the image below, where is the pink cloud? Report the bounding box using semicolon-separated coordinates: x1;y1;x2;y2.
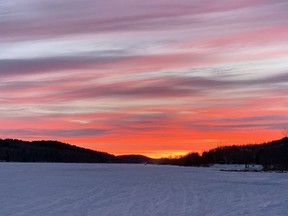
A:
1;0;288;156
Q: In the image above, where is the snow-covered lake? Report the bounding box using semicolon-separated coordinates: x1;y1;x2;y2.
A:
1;163;287;216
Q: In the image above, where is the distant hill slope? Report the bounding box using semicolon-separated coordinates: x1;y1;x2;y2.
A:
0;139;117;163
0;139;155;164
117;154;156;164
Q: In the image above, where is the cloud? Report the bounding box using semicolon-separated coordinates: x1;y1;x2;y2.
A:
1;0;288;155
0;55;129;76
1;0;287;41
0;128;109;138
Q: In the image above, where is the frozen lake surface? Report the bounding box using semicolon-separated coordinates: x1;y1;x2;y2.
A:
1;163;287;216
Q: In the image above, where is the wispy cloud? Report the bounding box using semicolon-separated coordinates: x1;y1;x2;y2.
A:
1;0;288;156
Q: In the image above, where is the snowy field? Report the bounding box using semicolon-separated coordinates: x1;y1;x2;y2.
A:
1;163;288;216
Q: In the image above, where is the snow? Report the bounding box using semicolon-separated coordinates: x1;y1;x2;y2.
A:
1;163;288;216
210;164;263;171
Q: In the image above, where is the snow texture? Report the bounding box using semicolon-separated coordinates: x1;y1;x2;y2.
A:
1;163;287;216
210;164;263;171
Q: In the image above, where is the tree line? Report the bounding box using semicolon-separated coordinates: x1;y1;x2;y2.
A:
0;139;116;163
160;137;288;171
0;139;155;164
1;137;288;171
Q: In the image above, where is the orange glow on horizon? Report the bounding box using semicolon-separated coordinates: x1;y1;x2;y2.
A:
54;128;283;158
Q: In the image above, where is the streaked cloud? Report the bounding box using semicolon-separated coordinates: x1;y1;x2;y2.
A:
1;0;288;157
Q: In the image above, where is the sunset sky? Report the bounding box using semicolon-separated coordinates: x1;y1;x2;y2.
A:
1;0;288;158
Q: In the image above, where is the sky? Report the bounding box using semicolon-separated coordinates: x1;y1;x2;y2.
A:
0;0;288;158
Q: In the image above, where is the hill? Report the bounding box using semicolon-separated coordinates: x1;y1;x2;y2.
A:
0;139;156;164
0;139;117;163
117;154;156;164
